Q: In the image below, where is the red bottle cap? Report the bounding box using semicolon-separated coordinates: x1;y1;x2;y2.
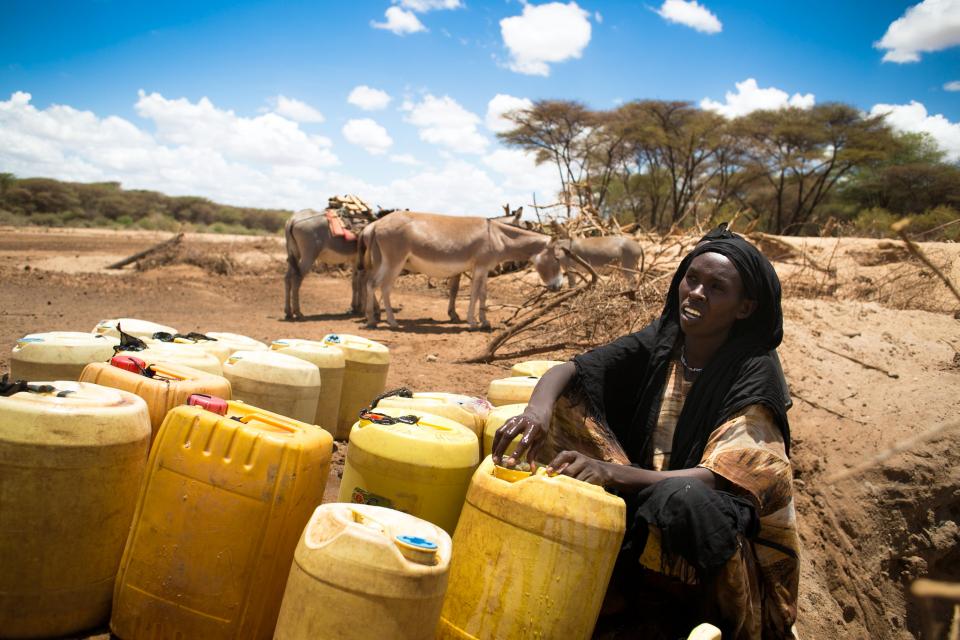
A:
187;394;228;415
111;355;147;375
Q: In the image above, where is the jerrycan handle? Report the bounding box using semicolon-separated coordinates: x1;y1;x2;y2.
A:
111;355;152;377
188;393;228;415
236;412;298;434
350;507;387;534
147;363;190;381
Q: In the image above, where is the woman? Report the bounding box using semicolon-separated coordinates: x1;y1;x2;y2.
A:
492;232;799;640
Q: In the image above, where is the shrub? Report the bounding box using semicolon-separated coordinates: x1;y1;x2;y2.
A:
853;208;898;238
909;206;960;242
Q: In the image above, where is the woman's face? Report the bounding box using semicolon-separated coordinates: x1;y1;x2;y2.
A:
677;252;756;339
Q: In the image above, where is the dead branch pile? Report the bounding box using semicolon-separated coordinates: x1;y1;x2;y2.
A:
467;251;665;363
128;238;284;276
136;244;239;275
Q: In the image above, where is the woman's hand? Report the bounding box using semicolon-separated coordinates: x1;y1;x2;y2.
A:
491;362;577;467
491;407;550;467
546;451;621;488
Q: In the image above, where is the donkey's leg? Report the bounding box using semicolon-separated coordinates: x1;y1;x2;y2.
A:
351;266;366;315
466;267;486;329
284;259;297;320
477;271;491;329
289;241;320;319
364;246;384;328
447;275;462;322
379;261;406;329
622;255;638;289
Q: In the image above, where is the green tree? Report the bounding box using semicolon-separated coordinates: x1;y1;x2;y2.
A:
733;103;898;234
497;100;591;217
839;132;960;216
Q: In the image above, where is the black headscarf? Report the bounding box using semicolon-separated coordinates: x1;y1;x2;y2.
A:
572;234;789;470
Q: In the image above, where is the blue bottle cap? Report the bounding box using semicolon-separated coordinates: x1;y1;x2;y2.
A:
395;535;437;550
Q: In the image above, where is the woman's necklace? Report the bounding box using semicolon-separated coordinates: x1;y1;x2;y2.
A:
680;345;704;375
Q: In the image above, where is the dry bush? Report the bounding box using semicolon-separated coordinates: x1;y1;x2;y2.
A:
471;271;665;363
132;241;281;276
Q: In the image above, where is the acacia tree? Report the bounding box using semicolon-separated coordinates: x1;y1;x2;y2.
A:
839;132;960;215
498;100;592;217
733;103;898;234
608;101;740;229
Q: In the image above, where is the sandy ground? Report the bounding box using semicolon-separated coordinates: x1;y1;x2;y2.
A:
1;227;958;639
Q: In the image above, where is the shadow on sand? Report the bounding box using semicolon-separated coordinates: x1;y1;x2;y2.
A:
362;317;485;335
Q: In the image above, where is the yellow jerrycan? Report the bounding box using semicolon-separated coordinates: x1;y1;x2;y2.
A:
486;375;538;406
204;331;269;357
271;338;346;434
510;359;564;378
338;407;479;534
117;340;224;376
80;355;232;441
0;380;151;638
222;350;322;424
322;333;390;439
10;331;119;381
111;397;333;640
481;403;527;459
93;317;178;339
375;391;491;440
438;457;626;640
274;504;452;640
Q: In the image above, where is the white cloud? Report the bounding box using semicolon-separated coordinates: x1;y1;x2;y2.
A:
372;6;427;35
0;91;341;208
485;94;533;133
134;90;338;167
347;85;392;111
700;78;815;118
594;11;603;23
397;0;462;11
482;148;560;196
404;94;488;153
870;100;960;161
390;153;422;166
944;80;960;91
361;158;558;215
342;118;393;155
875;0;960;63
655;0;722;34
0;91;561;216
270;95;325;123
500;2;592;76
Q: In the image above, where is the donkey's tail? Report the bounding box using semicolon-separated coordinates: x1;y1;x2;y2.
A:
355;224;372;273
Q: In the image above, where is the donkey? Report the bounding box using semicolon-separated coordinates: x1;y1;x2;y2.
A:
283;208;363;320
284;206;525;320
358;211;559;329
531;236;646;288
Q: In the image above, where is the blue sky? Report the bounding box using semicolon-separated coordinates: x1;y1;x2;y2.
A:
1;0;958;214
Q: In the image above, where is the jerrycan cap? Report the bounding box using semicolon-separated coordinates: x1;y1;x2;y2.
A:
492;463;535;483
325;333;341;343
394;535;438;565
111;355;149;375
188;393;228;415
